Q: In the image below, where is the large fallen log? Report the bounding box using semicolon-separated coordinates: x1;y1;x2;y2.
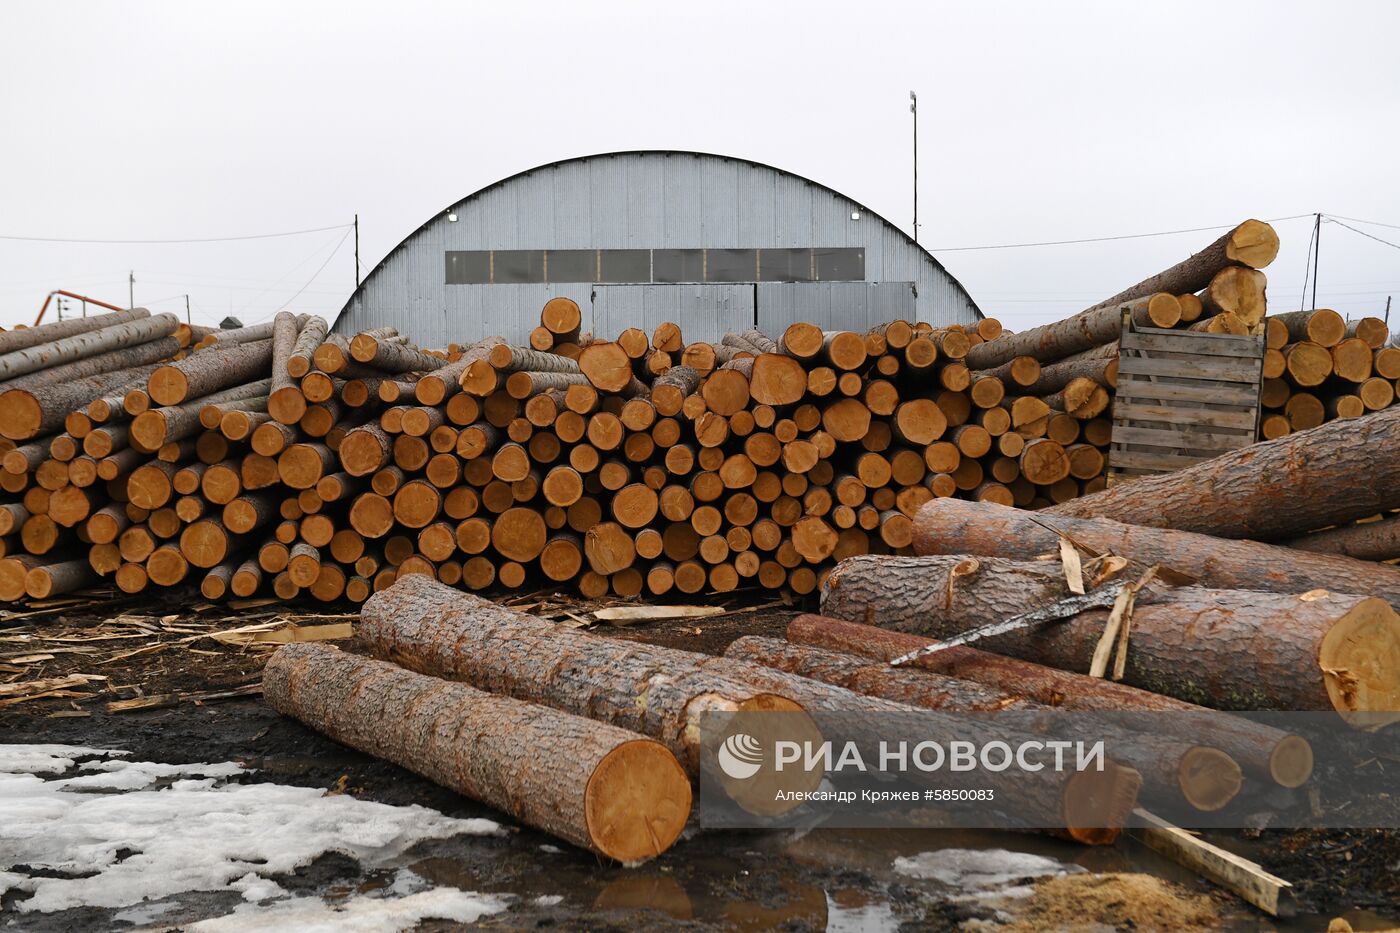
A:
723;635;1245;811
784;614;1313;787
263;643;690;863
357;575;813;775
1046;403;1400;540
910;498;1400;607
1284;514;1400;562
820;554;1400;719
1097;219;1280;308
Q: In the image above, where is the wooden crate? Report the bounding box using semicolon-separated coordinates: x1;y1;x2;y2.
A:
1109;315;1264;478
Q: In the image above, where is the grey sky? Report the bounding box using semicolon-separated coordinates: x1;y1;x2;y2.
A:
2;1;1397;333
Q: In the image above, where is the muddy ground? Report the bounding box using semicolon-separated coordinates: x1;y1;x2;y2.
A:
2;590;1399;930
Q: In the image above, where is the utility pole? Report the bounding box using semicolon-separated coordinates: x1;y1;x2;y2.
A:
909;91;919;244
129;271;135;309
1311;213;1321;312
354;214;361;287
184;295;191;325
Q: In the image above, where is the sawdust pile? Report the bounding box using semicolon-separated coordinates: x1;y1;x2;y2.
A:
993;872;1219;931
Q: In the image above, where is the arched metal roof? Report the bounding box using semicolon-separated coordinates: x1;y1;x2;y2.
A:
340;150;982;321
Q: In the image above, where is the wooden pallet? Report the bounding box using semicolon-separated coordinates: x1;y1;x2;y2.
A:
1109;315;1264;479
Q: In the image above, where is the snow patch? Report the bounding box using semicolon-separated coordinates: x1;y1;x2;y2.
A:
111;899;178;925
533;894;564;907
0;744;504;914
893;847;1082;898
0;744;126;775
186;885;509;933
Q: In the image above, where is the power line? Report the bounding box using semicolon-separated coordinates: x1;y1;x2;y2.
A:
0;223;353;245
1328;219;1400;252
1326;214;1400;232
928;214;1313;252
279;228;354;311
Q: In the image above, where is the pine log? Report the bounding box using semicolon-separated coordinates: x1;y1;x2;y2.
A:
285;315;329;378
148;339;273;406
1046;403;1400;540
1021;354;1118;395
1199;266;1267;327
0;312;178;383
415;337;505;405
349;333;441;372
0;356;176;441
1096;220;1279;309
0;308;152;357
357;576;812;776
820;554;1400;718
912;497;1400;608
724;636;1244;811
964;294;1179;369
785;614;1313;787
264;643;689;862
1272;309;1346;348
1285;514;1400;562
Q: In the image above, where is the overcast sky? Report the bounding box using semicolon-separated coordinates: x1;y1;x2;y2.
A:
2;1;1398;334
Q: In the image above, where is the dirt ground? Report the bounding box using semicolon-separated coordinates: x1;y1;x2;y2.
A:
2;588;1399;930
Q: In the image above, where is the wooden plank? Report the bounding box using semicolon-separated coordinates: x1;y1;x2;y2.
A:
1108;448;1213;472
1131;324;1264;349
1121;330;1266;358
1116;377;1260;407
1110;425;1256;453
1113;401;1259;431
1117;355;1262;384
1129;809;1296;918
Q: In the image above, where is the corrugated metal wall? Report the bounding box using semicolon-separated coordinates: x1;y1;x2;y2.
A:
336;152;981;345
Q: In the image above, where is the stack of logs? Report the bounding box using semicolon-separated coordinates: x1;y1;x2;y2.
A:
1259;307;1400;439
0;218;1302;604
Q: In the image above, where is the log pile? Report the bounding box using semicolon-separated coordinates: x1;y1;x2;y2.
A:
1259;309;1398;440
7;215;1388;606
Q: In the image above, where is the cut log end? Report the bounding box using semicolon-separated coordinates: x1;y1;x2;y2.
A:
584;739;692;863
1062;764;1141;846
1268;735;1315;789
1225;219;1282;270
1321;597;1400;726
1178;747;1243;813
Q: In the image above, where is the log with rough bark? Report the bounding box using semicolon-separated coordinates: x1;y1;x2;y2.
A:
0;354;177;441
1284;514;1400;562
1048;402;1400;540
963;294;1180;369
349;332;442;372
0;311;176;383
147;338;274;406
1097;219;1280;308
784;614;1313;787
263;643;690;862
723;635;1246;811
820;554;1400;719
358;575;814;776
285;315;328;378
911;497;1400;608
0;308;152;357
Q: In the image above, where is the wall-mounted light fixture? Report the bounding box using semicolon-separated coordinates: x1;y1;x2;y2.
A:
850;210;861;221
447;212;459;222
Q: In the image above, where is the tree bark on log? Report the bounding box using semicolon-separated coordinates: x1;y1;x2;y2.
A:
0;358;173;441
0;312;177;383
785;614;1313;787
723;635;1245;812
820;554;1400;718
267;312;304;424
1284;515;1400;562
415;337;505;405
263;643;690;862
285;315;329;378
963;295;1180;370
148;339;273;407
1046;403;1400;540
1096;220;1279;309
0;307;151;356
358;575;813;776
912;498;1400;608
349;334;442;372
